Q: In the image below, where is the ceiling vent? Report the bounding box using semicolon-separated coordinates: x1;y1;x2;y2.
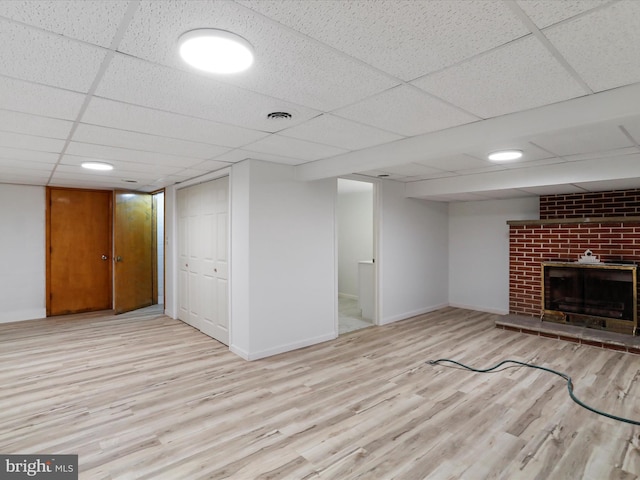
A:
267;111;292;120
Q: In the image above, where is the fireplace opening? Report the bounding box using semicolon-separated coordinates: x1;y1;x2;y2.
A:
542;262;638;335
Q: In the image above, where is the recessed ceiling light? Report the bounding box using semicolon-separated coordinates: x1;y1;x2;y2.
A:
178;28;254;74
487;150;523;162
81;161;113;171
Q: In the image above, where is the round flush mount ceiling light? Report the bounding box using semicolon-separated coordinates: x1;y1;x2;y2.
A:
487;150;523;162
178;28;254;74
81;161;114;171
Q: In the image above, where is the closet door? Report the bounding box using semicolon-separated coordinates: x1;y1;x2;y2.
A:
177;177;229;345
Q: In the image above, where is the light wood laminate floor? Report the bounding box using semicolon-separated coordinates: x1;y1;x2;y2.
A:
1;307;640;479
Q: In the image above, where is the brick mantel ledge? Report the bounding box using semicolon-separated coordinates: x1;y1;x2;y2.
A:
507;216;640;226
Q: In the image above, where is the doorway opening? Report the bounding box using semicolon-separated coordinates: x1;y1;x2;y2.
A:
337;178;376;334
153;191;165;307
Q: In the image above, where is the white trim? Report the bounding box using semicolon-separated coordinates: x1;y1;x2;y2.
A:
448;303;509;315
379;303;448;325
175;167;231;190
235;332;337;361
229;344;250;361
0;308;46;324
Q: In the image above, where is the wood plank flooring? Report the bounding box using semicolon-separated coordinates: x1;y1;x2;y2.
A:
1;306;640;479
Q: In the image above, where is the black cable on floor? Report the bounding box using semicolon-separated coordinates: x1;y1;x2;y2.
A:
427;358;640;426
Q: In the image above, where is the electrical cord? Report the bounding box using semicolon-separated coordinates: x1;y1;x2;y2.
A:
427;358;640;426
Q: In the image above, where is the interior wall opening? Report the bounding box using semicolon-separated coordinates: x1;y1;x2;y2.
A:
337;178;376;334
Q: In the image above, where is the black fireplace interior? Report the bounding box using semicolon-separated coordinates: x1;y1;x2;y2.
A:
544;265;635;321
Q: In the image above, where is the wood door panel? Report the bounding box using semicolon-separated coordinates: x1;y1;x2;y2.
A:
114;191;153;314
48;188;112;315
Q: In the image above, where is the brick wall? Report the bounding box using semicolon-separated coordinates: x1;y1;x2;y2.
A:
509;188;640;318
540;188;640;219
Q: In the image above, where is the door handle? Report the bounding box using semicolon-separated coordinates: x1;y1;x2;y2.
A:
116;256;123;262
101;255;108;261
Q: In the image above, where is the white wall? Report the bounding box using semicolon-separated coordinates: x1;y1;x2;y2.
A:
230;160;336;360
0;184;46;323
448;197;539;314
337;181;373;298
378;180;449;324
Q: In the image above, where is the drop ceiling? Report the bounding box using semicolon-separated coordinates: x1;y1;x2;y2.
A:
0;0;639;200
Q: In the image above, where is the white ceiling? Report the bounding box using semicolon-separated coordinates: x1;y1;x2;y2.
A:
0;0;639;200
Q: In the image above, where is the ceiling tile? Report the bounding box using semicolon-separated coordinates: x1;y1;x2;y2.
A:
415;154;493;172
516;0;610;28
562;147;638;162
0;0;130;47
213;149;299;165
0;19;106;92
0;131;65;153
239;0;529;80
544;1;640;92
278;114;403;150
412;36;586;119
0;76;84;120
95;54;322;133
72;124;229;160
0;146;59;163
0;174;49;186
0;110;73;139
60;155;182;176
378;163;448;177
529;124;634;156
117;0;397;111
0;158;55;172
334;85;478;136
454;165;509;175
181;160;231;173
65;142;204;168
54;164;167;183
462;141;557;166
243;135;347;164
83;98;269;148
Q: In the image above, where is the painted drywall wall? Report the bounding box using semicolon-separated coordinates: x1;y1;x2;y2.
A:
337;181;373;298
378;180;449;324
230;160;336;360
0;184;46;323
448;197;539;314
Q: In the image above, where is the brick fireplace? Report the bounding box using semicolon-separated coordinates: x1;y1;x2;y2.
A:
508;189;640;333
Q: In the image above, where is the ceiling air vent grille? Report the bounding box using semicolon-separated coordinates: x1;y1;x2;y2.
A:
267;111;292;120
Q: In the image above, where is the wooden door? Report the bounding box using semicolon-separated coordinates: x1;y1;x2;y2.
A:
47;188;112;315
114;191;153;314
177;178;229;345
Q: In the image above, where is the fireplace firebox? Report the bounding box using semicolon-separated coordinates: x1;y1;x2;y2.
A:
542;262;638;335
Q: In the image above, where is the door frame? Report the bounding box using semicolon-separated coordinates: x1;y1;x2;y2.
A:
46;187;113;316
335;175;380;335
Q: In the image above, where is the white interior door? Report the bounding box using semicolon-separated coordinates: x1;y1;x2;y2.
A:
199;177;229;344
177;177;229;345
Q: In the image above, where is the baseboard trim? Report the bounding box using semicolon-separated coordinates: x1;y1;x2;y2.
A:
448;303;508;315
0;308;47;324
234;332;337;361
379;303;448;325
